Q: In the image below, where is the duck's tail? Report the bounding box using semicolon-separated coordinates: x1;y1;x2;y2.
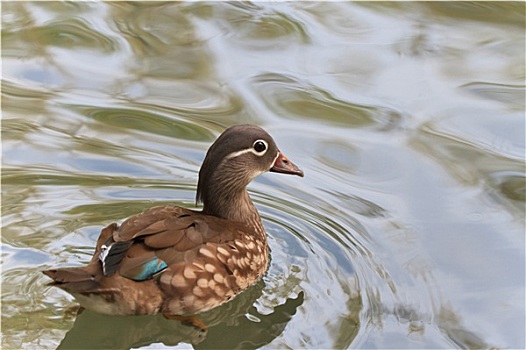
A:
43;223;117;293
43;266;99;293
43;265;164;316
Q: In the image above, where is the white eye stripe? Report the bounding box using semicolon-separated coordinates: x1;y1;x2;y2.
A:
225;148;257;160
225;140;269;160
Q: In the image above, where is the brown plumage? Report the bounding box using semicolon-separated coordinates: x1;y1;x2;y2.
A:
43;124;303;320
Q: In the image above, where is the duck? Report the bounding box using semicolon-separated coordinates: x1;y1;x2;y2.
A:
43;124;303;326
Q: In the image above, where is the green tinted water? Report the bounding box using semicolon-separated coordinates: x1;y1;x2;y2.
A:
2;2;525;349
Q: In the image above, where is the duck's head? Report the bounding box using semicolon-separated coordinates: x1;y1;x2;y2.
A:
197;124;303;218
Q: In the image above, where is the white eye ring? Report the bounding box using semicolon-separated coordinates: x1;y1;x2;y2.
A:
252;140;268;155
225;139;269;160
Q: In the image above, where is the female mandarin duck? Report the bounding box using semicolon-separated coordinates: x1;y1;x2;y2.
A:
43;124;303;325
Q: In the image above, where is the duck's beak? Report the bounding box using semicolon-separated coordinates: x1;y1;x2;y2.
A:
270;152;304;177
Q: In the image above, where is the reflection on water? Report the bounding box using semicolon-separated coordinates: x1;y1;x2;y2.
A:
2;2;525;349
56;283;304;349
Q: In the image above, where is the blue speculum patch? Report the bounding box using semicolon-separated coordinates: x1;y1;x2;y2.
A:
132;258;168;281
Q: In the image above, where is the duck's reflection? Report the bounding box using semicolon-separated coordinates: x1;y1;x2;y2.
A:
57;281;304;349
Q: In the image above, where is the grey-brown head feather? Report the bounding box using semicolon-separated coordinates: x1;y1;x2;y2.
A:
196;125;279;209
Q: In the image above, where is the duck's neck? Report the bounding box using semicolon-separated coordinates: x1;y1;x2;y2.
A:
202;187;265;235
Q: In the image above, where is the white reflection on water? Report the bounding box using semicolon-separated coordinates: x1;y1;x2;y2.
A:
2;1;525;349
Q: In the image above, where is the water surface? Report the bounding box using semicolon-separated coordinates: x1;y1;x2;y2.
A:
2;2;525;349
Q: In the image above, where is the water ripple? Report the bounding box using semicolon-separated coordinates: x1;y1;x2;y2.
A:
251;73;405;130
460;82;525;110
3;16;116;55
199;2;309;49
77;106;216;141
411;118;525;218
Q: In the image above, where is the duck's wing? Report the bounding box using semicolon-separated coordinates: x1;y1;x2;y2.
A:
99;205;243;282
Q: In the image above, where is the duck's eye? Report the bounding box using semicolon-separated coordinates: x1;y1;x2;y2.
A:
253;140;267;154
